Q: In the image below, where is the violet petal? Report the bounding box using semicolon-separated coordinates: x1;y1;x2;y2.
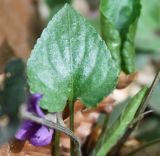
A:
15;120;41;141
15;93;53;146
28;94;44;117
29;126;54;146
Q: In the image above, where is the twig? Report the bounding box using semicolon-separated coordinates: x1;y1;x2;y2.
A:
131;110;154;125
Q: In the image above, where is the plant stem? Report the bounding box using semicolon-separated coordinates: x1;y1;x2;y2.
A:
69;99;75;156
54;130;60;156
126;138;160;156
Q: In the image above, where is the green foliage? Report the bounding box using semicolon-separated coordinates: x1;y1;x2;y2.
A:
107;100;129;129
0;59;26;144
27;4;119;112
136;0;160;52
90;86;148;156
100;0;141;74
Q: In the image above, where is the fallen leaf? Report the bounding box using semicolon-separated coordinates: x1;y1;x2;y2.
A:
0;140;51;156
0;0;43;60
117;72;137;89
0;39;14;73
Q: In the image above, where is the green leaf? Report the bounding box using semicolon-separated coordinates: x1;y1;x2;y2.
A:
90;86;148;156
121;16;139;73
0;59;26;144
27;4;119;112
100;0;121;66
100;0;141;73
107;100;129;129
136;0;160;52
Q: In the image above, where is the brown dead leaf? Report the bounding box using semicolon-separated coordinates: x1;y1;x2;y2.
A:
121;141;160;156
83;125;102;154
0;139;51;156
0;74;5;89
0;39;14;73
0;0;42;60
124;138;140;147
117;72;137;89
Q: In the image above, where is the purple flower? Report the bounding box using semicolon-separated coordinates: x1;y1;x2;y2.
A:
15;94;54;146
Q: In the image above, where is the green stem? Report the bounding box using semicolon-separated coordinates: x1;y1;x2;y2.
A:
54;130;60;156
127;138;160;156
69;99;74;156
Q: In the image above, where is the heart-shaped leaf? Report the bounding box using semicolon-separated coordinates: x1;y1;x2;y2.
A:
27;4;119;112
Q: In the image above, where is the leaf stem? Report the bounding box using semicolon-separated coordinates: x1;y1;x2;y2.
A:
126;138;160;156
54;130;60;156
69;99;75;156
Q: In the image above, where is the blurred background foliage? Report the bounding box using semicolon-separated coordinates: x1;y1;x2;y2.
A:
136;0;160;53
